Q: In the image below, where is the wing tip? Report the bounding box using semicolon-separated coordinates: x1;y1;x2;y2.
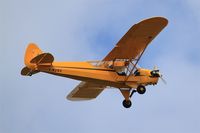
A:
140;16;168;26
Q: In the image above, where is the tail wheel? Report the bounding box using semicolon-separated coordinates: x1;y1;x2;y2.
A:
122;100;132;108
137;85;146;94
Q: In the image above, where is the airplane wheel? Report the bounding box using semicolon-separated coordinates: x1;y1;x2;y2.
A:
137;85;146;94
122;100;132;108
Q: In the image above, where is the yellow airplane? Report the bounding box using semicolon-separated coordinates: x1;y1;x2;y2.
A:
21;17;168;108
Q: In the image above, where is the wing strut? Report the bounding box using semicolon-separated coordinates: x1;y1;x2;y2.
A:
124;43;149;81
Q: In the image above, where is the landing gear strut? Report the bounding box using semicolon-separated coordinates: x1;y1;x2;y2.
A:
120;89;136;108
120;86;146;108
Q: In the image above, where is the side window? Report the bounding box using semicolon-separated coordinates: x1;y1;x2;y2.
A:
117;71;126;76
134;70;140;76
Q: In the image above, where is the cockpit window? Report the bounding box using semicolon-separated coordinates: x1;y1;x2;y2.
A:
117;72;126;76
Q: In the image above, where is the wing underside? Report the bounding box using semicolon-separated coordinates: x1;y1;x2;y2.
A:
67;82;105;101
103;17;168;61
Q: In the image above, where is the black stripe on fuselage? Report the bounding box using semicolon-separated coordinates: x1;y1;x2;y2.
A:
48;66;116;72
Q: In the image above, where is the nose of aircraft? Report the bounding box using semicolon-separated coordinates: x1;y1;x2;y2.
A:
151;66;167;84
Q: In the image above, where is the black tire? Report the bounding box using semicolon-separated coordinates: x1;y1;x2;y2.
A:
122;100;132;108
137;85;146;94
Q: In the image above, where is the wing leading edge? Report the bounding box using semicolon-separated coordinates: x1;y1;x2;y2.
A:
67;82;105;101
103;17;168;61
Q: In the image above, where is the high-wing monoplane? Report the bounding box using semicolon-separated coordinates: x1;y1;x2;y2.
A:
21;17;168;108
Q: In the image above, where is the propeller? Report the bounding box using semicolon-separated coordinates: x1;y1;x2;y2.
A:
151;66;167;84
160;75;167;84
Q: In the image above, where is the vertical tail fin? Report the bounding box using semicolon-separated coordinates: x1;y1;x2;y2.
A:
21;43;54;76
24;43;43;68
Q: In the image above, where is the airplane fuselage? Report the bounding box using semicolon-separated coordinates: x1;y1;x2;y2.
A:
37;61;159;89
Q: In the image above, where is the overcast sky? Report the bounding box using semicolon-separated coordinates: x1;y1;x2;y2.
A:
1;0;200;133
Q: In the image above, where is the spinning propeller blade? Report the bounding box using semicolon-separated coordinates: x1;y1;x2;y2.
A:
153;66;167;84
160;74;167;84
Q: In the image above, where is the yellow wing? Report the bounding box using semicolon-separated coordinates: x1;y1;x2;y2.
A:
66;82;105;101
103;17;168;61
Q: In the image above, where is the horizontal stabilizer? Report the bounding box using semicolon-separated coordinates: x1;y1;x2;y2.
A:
21;67;39;76
30;53;54;65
